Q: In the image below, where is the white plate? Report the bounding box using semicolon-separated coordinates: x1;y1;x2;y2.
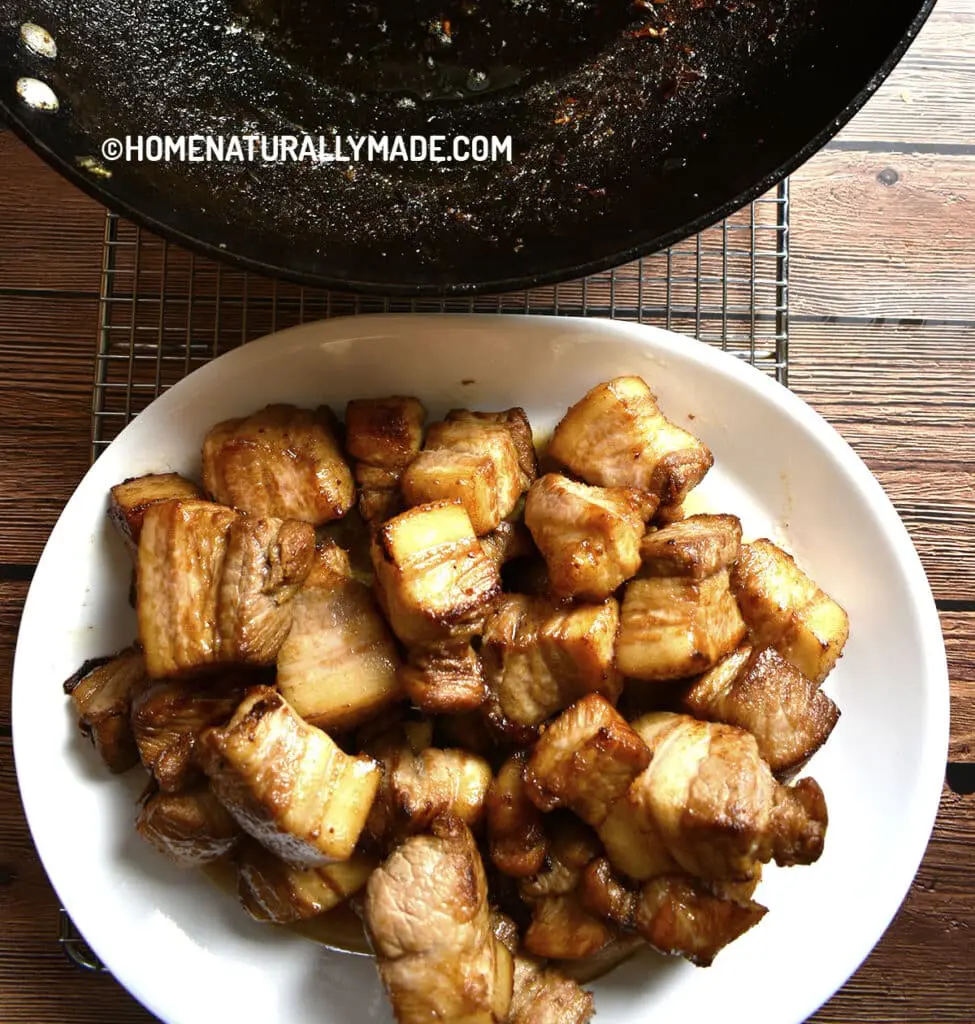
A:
14;315;948;1024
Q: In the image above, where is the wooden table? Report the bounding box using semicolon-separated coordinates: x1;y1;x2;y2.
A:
1;1;973;1019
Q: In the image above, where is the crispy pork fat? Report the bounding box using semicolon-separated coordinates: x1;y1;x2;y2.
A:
364;817;513;1024
201;404;354;524
200;687;380;865
136;785;239;867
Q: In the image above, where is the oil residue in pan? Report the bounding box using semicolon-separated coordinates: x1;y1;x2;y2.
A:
231;0;634;100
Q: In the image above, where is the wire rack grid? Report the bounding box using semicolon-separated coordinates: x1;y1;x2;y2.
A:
60;178;790;971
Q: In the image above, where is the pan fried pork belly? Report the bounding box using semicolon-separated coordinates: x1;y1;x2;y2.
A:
366;727;492;842
137;500;314;677
486;753;547;879
523;891;618;961
617;513;746;681
136;785;239;867
547;377;713;510
480;519;536;572
518;816;600;902
402;414;529;535
237;838;376;923
524;695;650;827
201;404;354;524
508;955;595;1024
364;817;513;1024
131;675;244;792
682;646;840;777
345;396;426;526
63;647;150;772
372;501;500;712
579;858;765;966
109;473;202;555
639;514;742;580
481;595;622;742
200;687;380;865
445;407;538;488
277;541;403;731
600;712;827;882
731;539;850;684
524;474;657;601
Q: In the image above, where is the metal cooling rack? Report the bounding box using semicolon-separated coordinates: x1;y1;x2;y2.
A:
62;177;790;970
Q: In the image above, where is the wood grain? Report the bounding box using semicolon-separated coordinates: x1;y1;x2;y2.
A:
790;150;975;320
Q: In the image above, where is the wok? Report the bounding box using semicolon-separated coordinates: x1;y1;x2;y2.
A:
0;0;935;295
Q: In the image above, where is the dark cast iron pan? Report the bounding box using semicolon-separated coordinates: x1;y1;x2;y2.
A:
0;0;936;295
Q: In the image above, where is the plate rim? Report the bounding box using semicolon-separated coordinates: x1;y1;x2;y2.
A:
13;313;950;1024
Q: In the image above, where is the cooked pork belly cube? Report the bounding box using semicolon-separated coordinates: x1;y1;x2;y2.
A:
481;595;622;742
366;732;493;842
446;407;538;488
548;377;713;507
487;754;547;879
136;785;239;867
217;515;316;664
109;473;202;555
200;687;380;865
524;891;618;961
639;514;742;579
623;712;828;880
364;817;513;1024
596;789;680;882
731;539;850;684
509;956;595;1024
63;648;150;773
356;463;404;527
277;543;403;731
579;857;639;927
423;418;525;524
480;520;536;571
131;676;245;792
524;695;650;826
682;646;840;777
518;816;601;902
402;449;505;535
137;501;314;678
400;638;488;713
345;396;426;470
202;404;354;524
616;569;747;681
137;499;238;678
373;501;500;644
634;875;767;967
237;838;376;924
524;474;656;601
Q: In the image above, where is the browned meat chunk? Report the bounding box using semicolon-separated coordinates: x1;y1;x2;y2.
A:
578;857;639;927
237;838;376;923
731;539;850;684
403;417;526;535
137;500;313;678
480;520;536;572
366;728;493;842
523;891;617;961
525;474;657;601
445;407;538;488
131;675;245;792
345;397;426;526
200;687;380;865
518;816;600;902
373;501;500;713
616;569;746;681
109;473;202;555
481;595;622;742
364;817;513;1024
634;875;767;966
486;754;547;879
136;785;239;867
202;404;354;524
509;956;594;1024
547;377;713;508
605;712;828;882
639;514;742;579
524;695;650;827
682;646;840;776
277;542;403;731
63;647;150;772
